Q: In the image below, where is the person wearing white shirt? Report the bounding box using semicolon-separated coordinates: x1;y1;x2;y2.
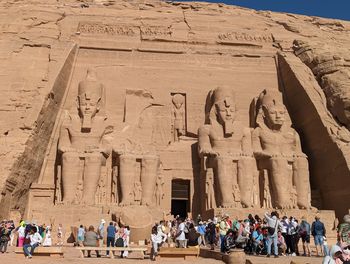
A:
175;219;186;248
265;211;282;258
122;226;130;258
23;227;42;258
151;225;167;261
17;224;26;247
42;226;52;247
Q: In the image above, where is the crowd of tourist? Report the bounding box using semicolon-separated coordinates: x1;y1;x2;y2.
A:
75;219;131;258
0;211;349;262
149;212;350;263
0;220;54;258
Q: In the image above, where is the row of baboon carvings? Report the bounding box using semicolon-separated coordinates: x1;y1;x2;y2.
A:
56;69;311;210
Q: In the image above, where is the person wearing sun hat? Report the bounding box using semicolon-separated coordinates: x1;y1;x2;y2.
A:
340;242;350;262
98;219;106;247
17;221;26;247
219;214;230;252
322;244;350;264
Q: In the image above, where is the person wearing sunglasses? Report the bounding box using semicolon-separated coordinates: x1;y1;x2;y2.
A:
323;244;350;264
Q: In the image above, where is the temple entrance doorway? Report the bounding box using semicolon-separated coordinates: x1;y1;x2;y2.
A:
171;179;190;218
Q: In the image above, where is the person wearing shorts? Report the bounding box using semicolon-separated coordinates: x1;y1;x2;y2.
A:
299;216;311;256
311;216;326;257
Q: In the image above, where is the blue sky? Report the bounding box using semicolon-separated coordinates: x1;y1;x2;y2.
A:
180;0;350;21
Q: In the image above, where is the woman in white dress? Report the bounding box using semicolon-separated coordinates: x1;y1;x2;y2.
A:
42;226;52;247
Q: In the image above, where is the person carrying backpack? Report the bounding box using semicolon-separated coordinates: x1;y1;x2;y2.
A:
264;211;282;258
299;216;311;256
312;215;326;257
205;219;216;250
0;223;10;253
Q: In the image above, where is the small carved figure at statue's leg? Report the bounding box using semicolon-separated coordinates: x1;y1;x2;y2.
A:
61;152;80;204
141;155;159;206
82;153;102;205
174;128;179;142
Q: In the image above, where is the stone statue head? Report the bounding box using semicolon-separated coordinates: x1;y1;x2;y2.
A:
210;87;236;135
172;94;185;109
77;69;104;130
258;89;286;130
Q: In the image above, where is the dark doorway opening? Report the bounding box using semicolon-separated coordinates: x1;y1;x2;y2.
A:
171;179;190;218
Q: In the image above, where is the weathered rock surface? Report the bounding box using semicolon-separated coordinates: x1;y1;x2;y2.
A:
0;0;349;220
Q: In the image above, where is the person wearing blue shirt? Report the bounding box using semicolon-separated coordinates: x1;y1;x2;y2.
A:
311;215;326;257
106;222;116;257
252;227;264;255
77;225;85;246
197;221;206;246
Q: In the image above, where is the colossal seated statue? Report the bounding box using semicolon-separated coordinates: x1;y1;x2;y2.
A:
58;69;111;205
198;87;254;208
251;89;311;209
113;90;160;207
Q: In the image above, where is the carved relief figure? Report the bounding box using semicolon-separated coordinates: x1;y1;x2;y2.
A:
73;180;83;204
111;166;118;204
133;181;142;203
262;171;272;208
291;185;298;209
198;87;255;208
252;172;259;207
55;167;62;204
205;170;216;210
171;93;186;142
95;177;107;204
251;89;311;209
155;171;164;206
58;69;112;205
293;40;350;130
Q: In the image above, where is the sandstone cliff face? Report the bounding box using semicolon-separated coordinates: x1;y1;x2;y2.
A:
0;0;349;218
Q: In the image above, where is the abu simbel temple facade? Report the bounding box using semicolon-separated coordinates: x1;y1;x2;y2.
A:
0;0;350;241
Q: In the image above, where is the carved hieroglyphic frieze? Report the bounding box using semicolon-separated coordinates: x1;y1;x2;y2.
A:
77;22;137;36
218;31;273;43
140;26;172;38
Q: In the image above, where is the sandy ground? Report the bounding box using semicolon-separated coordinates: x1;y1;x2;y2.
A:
0;246;324;264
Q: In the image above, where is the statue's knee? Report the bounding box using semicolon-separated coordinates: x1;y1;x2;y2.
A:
62;152;79;161
85;153;102;163
142;156;159;167
119;154;135;164
214;156;230;165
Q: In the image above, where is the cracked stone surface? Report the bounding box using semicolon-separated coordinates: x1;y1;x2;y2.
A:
0;0;350;220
